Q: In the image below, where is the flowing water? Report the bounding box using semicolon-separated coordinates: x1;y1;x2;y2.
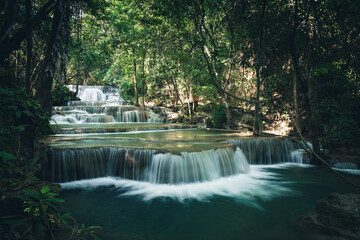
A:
59;165;359;240
44;86;360;240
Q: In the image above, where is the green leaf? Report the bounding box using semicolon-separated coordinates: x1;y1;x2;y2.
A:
45;198;64;203
0;151;16;163
45;202;58;211
14;125;28;133
87;226;102;230
40;186;51;194
61;218;68;225
62;213;72;218
45;192;59;197
23;110;33;117
23;189;41;200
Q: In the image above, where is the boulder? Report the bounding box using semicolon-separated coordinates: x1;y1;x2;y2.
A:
295;193;360;240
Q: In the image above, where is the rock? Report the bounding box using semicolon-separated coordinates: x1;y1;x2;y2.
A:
295;193;360;240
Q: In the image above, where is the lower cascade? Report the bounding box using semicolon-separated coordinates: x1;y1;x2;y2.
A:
43;147;249;184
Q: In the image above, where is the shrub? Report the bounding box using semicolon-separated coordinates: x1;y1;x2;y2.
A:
211;105;227;129
51;86;77;106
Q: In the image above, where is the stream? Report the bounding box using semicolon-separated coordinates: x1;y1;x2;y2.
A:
43;86;360;240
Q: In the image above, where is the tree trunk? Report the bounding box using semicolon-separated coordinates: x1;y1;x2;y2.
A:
132;47;139;106
289;0;302;134
307;55;321;163
307;12;321;164
25;0;32;93
222;94;232;129
253;0;267;136
184;83;191;117
141;49;146;106
253;65;261;135
35;0;64;115
293;73;301;132
76;4;82;94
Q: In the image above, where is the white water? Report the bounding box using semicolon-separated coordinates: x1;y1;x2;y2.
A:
146;147;249;184
79;88;106;101
60;164;306;204
51;85;167;124
45;147;250;184
227;139;310;164
67;85;121;102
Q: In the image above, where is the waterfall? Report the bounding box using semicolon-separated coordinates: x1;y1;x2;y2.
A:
51;85;167;124
43;147;249;184
84;114;115;123
332;162;358;169
79;88;106;101
67;85;121;102
146;147;249;184
227;139;310;164
121;110;147;122
147;109;166;123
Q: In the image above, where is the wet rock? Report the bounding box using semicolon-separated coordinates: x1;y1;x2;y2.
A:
295;193;360;240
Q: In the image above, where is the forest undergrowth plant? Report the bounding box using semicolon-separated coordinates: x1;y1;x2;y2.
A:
70;223;102;240
1;185;71;239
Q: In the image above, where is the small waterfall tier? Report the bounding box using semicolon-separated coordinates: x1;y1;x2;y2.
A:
67;85;121;102
51;85;169;124
227;138;310;164
43;147;250;184
331;162;358;169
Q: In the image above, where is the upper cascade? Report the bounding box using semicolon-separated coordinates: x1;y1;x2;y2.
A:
51;85;169;124
66;85;122;103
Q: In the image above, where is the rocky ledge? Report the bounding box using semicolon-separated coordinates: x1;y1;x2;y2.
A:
295;193;360;240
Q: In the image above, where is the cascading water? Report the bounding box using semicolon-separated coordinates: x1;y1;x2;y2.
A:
227;138;310;164
67;85;121;102
43;147;249;184
42;86;360;240
51;85;168;124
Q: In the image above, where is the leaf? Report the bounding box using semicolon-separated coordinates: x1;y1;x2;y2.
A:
62;213;72;218
45;198;64;203
14;125;27;133
61;218;68;225
0;151;16;163
40;186;51;194
45;192;59;197
23;189;41;200
87;226;102;230
45;202;58;211
23;110;34;117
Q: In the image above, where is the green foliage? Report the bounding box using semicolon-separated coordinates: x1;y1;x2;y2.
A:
315;63;360;147
0;86;53;208
211;105;227;129
71;223;102;240
1;185;70;239
0;87;53;165
119;79;135;103
51;86;77;106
